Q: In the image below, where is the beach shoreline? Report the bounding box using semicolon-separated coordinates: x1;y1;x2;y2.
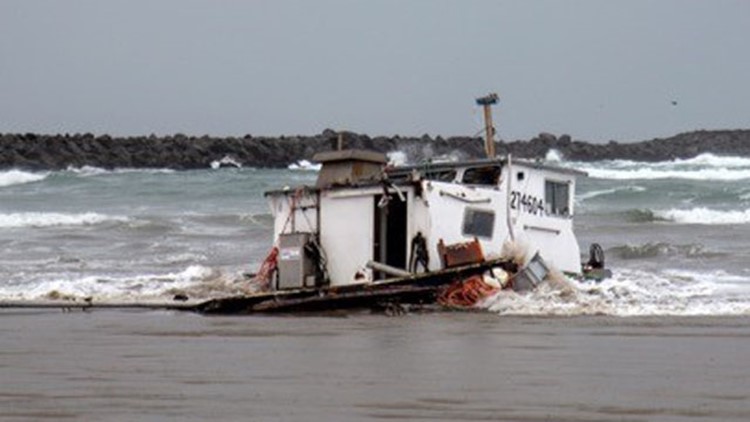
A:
2;311;748;421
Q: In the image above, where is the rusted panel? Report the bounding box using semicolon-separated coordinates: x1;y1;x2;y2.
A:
437;238;485;268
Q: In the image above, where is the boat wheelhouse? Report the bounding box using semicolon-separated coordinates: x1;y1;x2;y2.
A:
264;150;585;293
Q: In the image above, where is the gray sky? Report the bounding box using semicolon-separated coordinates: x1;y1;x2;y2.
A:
1;0;749;142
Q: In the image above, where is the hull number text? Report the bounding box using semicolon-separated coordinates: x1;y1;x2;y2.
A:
510;191;544;215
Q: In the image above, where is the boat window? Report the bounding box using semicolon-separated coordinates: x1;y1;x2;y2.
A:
462;208;495;239
545;180;571;217
461;166;501;186
425;169;457;182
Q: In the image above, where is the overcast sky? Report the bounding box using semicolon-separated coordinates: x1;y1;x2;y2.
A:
1;0;749;142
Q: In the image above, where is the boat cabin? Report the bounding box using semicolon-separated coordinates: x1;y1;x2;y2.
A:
265;149;586;291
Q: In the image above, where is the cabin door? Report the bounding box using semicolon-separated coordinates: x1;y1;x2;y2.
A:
373;194;408;280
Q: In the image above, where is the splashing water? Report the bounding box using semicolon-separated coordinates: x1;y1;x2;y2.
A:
482;269;750;316
0;169;49;187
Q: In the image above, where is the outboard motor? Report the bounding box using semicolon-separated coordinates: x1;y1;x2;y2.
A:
583;243;612;281
587;243;605;269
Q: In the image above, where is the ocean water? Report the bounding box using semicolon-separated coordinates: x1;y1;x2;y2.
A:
4;152;750;422
2;153;750;316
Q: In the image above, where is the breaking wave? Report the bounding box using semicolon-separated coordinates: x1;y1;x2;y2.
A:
483;268;750;316
0;212;129;228
66;166;175;176
387;151;408;166
0;265;247;301
288;160;322;171
545;149;563;162
573;153;750;181
577;185;646;201
654;207;750;225
0;169;49;187
210;156;243;169
612;208;750;225
608;242;723;260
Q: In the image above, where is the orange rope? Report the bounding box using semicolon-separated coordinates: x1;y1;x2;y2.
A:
438;275;500;308
253;188;304;290
253;246;279;290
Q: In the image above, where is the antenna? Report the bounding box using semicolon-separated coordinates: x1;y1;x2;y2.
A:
475;93;499;158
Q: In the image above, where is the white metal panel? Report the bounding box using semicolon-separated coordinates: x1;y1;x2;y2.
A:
424;164;582;274
423;181;508;269
319;192;374;286
504;162;581;274
268;192;318;241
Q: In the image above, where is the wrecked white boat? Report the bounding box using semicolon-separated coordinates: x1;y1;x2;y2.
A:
197;95;609;314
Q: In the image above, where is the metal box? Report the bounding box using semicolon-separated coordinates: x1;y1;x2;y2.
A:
277;232;316;290
512;253;549;292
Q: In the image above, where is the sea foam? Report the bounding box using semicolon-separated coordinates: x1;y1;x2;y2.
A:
65;166;176;177
0;264;244;301
0;212;129;228
654;207;750;225
545;149;563;162
287;160;322;171
577;185;645;201
210;156;243;169
572;153;750;181
483;268;750;316
0;170;48;187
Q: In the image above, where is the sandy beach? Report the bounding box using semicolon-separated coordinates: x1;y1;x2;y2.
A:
1;311;748;422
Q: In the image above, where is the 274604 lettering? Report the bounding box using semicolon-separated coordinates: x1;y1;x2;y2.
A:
509;191;545;215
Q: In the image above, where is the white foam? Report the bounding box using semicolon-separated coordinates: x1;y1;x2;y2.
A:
287;160;322;171
0;170;48;187
545;149;563;162
387;150;408;166
483;268;750;316
210;156;243;169
679;153;750;167
0;264;236;301
577;185;645;201
0;212;129;228
66;166;176;176
654;207;750;225
583;167;750;181
431;152;461;163
66;165;110;176
571;153;750;181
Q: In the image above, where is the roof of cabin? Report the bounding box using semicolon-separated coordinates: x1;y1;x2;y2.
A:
265;157;587;197
312;149;388;164
387;157;587;177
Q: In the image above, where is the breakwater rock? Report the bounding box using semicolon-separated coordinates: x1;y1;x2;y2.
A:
1;129;750;170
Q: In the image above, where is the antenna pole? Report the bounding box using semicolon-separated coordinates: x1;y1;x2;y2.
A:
475;93;499;158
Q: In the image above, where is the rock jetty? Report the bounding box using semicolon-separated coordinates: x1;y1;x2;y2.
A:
1;129;749;170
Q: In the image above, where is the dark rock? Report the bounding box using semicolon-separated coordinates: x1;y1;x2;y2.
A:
1;129;750;170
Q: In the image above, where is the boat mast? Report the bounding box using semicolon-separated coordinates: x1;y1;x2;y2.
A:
475;93;499;158
476;93;514;240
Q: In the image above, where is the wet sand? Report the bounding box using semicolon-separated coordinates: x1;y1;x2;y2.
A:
1;311;749;421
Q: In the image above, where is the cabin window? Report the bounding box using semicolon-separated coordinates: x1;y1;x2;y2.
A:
462;208;495;238
545;180;571;217
425;169;457;182
461;166;501;186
